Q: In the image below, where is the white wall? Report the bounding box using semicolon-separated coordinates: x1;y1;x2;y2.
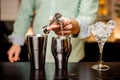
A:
1;0;20;21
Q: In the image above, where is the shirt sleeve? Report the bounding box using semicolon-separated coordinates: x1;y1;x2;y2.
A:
9;0;35;45
75;0;99;39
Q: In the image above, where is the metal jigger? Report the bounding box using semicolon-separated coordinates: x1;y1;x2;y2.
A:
42;13;63;34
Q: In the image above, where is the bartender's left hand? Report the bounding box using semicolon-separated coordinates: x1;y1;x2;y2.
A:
47;18;80;36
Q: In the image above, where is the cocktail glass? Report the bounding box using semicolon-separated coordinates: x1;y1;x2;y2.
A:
91;20;116;71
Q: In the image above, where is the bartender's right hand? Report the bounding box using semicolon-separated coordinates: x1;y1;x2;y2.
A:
7;44;21;62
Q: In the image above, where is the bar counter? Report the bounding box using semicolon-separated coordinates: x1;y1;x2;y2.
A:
0;62;120;80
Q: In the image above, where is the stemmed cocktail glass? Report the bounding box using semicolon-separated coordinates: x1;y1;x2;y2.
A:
91;20;116;71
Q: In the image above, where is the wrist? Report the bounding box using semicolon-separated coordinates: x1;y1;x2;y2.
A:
70;19;80;37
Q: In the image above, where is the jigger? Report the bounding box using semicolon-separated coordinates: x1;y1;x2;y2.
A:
51;36;72;70
26;34;47;70
42;13;63;34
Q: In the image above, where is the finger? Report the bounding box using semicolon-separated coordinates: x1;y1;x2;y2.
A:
13;51;20;61
17;57;20;61
47;24;60;30
8;51;14;62
63;18;71;26
63;31;71;35
53;28;61;32
63;24;73;30
55;30;71;35
53;24;72;32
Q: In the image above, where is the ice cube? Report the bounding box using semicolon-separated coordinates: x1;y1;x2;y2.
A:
107;20;116;29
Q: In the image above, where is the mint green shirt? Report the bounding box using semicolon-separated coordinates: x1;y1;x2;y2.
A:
10;0;98;62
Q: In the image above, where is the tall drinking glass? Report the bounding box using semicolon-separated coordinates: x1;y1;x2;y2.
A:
91;20;116;71
51;36;72;70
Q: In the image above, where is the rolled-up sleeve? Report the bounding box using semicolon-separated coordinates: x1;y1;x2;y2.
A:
9;0;35;45
75;0;99;39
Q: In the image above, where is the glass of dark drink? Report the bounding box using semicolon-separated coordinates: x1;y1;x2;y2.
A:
26;34;47;70
51;36;72;70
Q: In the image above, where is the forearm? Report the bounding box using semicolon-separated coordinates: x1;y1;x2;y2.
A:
9;0;35;45
74;0;98;39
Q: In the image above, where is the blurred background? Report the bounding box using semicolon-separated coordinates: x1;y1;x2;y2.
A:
0;0;120;62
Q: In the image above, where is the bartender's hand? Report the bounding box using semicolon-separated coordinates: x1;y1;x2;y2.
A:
7;44;21;62
47;18;80;36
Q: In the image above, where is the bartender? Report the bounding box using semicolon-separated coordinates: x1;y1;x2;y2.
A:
7;0;98;62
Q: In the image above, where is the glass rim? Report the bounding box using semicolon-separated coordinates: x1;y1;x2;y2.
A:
27;34;47;37
52;36;70;39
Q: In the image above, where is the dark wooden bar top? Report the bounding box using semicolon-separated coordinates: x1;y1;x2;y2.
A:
0;62;120;80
